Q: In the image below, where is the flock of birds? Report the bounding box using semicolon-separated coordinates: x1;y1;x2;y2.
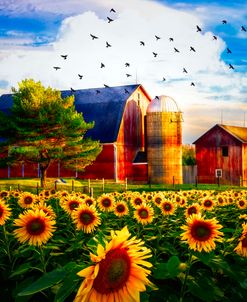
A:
52;8;246;93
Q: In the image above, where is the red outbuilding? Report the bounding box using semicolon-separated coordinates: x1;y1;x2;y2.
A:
194;124;247;186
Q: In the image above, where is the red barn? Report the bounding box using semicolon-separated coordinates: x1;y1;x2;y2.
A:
194;124;247;186
0;84;151;182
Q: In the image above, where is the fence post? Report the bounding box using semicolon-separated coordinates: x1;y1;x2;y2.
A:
36;182;39;195
173;176;175;188
88;179;91;193
102;178;105;193
240;176;243;187
90;187;94;197
125;177;128;191
54;181;57;191
72;180;74;192
195;176;198;188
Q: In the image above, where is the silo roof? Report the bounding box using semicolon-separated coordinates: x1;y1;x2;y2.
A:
147;95;180;113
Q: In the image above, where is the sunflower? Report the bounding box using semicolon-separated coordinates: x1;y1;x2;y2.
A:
134;204;154;225
216;195;226;206
18;192;37;209
34;201;56;220
152;193;164;207
0;200;12;225
60;196;83;215
114;201;129;217
130;194;145;209
236;199;247;210
84;196;96;207
0;190;9;199
181;214;224;252
160;200;176;215
74;226;153;302
97;194;115;212
201;197;215;211
234;223;247;257
185;203;201;218
13;208;56;246
72;205;101;233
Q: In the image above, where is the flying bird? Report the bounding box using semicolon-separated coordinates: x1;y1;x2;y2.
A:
229;64;234;70
191;82;195;86
124;89;129;93
125;62;130;67
106;41;112;48
183;68;188;73
169;37;174;41
190;46;196;52
90;34;98;40
174;47;180;53
107;17;114;23
226;48;232;54
61;55;68;59
155;35;161;41
101;63;105;68
126;74;132;77
152;52;158;57
70;88;76;92
222;20;227;24
96;90;100;94
241;26;246;32
104;84;110;88
53;66;61;70
78;74;83;79
110;8;116;13
155;96;159;100
213;35;217;40
140;41;145;46
196;25;202;32
162;77;166;81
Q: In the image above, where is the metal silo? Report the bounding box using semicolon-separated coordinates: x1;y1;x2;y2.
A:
146;95;183;184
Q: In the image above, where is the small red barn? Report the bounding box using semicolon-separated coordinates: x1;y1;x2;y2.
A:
0;84;151;182
194;124;247;186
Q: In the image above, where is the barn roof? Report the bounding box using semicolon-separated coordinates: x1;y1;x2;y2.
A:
193;124;247;144
0;84;148;143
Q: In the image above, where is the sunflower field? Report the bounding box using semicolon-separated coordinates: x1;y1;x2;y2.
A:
1;188;247;302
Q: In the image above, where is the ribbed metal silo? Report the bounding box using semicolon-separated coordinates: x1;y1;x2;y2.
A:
146;95;183;184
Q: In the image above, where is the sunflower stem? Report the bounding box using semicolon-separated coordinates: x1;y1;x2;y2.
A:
3;224;12;263
179;251;193;302
38;245;47;273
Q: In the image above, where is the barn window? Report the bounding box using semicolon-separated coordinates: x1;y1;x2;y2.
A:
222;146;228;157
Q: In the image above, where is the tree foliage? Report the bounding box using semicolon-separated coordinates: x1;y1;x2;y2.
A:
0;79;102;186
182;144;196;166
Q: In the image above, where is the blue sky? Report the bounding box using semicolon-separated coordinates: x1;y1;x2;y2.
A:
0;0;246;143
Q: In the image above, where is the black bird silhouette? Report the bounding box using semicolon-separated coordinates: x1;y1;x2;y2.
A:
241;26;246;32
190;46;196;52
174;47;180;53
155;96;159;100
124;89;129;93
96;90;100;94
229;64;234;70
90;34;98;40
126;74;132;77
125;62;130;67
226;48;232;54
222;20;227;24
152;52;158;57
110;8;116;13
101;63;105;68
196;25;202;32
140;41;145;46
70;88;76;92
107;17;114;23
155;35;161;41
213;35;217;40
61;55;68;59
78;74;83;79
53;66;61;70
183;68;188;73
191;82;195;86
104;84;110;88
169;37;174;42
162;77;166;81
106;41;112;48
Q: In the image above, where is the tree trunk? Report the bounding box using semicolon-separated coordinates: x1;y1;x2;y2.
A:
40;164;48;188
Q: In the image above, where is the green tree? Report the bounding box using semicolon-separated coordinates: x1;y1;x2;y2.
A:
182;144;196;166
0;79;102;187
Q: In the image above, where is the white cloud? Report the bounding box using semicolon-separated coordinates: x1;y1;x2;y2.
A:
0;0;246;144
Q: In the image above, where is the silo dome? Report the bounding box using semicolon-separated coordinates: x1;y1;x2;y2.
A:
147;95;180;113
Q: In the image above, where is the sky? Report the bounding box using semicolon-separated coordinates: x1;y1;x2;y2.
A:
0;0;246;144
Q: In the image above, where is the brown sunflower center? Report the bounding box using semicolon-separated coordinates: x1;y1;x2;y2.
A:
93;247;131;294
241;235;247;248
239;200;245;207
26;217;46;235
69;201;79;210
102;198;111;207
218;197;223;204
24;196;33;204
86;199;93;206
0;206;3;217
204;200;212;207
0;192;8;198
116;204;125;213
164;203;172;211
155;197;162;204
79;211;95;225
191;221;212;241
188;206;197;215
138;208;148;218
134;198;142;205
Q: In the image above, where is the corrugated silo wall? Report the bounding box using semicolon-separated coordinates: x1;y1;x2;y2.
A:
147;112;183;184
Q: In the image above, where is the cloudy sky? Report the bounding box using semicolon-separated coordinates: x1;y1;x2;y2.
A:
0;0;246;143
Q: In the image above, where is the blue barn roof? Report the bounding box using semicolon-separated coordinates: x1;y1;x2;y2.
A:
0;84;141;143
